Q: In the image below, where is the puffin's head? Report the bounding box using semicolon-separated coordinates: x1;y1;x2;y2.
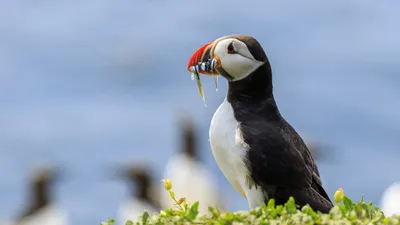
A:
187;34;268;82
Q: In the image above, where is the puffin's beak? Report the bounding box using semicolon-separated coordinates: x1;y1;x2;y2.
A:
187;42;218;75
187;41;221;105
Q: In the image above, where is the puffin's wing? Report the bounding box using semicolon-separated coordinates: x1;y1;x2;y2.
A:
244;120;313;188
281;120;333;203
310;171;331;203
242;120;333;211
274;184;333;213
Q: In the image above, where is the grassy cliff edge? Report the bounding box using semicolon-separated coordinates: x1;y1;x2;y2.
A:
102;180;400;225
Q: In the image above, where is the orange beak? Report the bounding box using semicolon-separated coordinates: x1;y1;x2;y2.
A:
187;42;219;76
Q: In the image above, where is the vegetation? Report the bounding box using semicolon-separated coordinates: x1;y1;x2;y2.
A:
101;179;400;225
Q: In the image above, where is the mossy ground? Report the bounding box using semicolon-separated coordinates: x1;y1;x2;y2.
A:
101;181;400;225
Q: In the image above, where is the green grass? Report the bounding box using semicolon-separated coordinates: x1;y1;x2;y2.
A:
101;180;400;225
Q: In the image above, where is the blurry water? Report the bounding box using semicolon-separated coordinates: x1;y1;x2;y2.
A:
1;0;400;224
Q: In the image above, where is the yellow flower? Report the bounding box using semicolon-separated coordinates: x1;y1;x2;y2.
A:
162;179;172;190
334;188;345;203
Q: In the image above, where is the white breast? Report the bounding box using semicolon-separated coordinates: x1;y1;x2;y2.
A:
209;98;264;209
15;205;68;225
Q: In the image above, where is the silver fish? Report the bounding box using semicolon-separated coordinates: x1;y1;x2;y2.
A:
210;58;219;91
213;75;219;92
191;65;206;106
189;58;220;106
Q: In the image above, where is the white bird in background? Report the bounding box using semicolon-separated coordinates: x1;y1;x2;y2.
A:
381;182;400;216
12;166;68;225
160;116;222;215
117;165;160;225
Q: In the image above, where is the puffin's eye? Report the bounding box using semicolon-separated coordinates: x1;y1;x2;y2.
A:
227;42;236;54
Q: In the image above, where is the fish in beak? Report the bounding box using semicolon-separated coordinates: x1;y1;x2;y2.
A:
187;42;221;106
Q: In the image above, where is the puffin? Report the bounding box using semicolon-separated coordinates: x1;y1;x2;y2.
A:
116;165;160;225
186;34;333;213
13;166;68;225
160;115;221;215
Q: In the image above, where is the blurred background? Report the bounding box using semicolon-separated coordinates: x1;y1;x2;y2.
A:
1;0;400;224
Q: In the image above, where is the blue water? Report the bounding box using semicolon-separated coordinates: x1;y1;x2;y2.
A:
1;0;400;224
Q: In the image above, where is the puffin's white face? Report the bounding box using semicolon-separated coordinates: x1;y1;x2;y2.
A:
212;38;265;81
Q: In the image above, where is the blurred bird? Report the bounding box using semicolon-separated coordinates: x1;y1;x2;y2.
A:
186;34;333;213
13;166;68;225
305;140;335;163
116;165;160;225
160;116;221;215
381;182;400;216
